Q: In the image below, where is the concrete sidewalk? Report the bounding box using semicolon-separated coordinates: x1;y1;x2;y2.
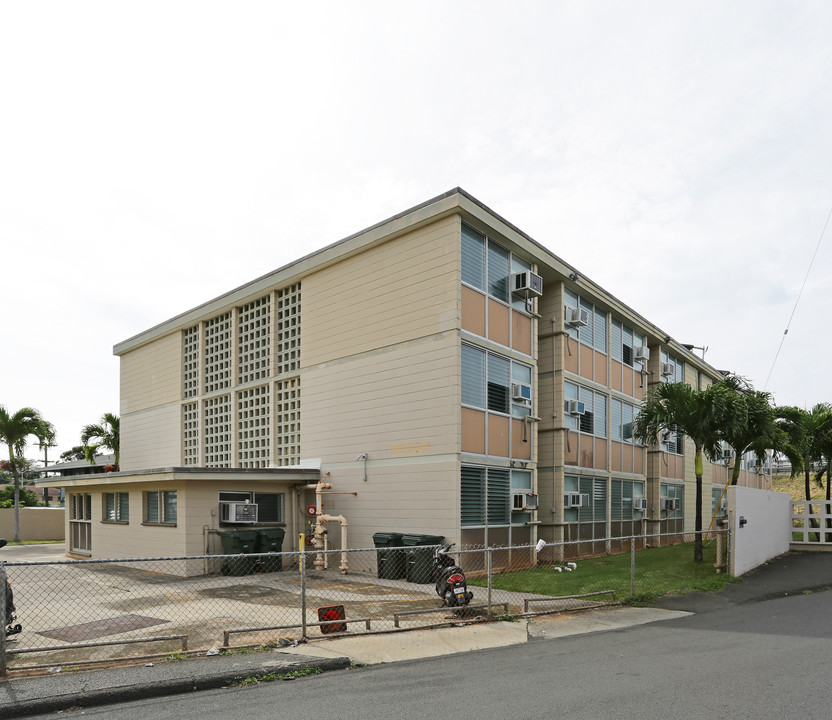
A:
3;549;831;719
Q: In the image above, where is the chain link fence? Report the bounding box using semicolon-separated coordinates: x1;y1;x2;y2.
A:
1;529;728;672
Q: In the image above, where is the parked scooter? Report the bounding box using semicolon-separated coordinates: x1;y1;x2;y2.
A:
1;538;22;638
433;543;473;608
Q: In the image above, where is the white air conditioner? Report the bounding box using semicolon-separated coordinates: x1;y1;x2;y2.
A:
512;492;539;512
219;501;259;524
565;307;589;328
661;362;675;378
565;399;586;416
633;497;648;512
661;430;675;443
511;382;533;404
511;271;543;298
564;492;590;509
661;498;679;511
634;346;650;361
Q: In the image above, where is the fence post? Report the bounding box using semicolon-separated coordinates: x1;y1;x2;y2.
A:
0;563;7;675
300;545;308;638
630;535;636;599
486;547;493;619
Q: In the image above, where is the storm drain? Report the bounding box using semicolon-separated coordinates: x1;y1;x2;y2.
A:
38;614;171;643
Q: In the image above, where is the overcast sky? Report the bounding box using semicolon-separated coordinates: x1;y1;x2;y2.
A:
2;1;830;462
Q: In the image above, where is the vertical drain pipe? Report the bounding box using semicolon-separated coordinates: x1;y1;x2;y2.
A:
300;542;308;639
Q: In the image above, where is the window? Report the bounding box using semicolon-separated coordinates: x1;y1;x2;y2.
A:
462;344;533;417
564;381;607;437
564;290;608;352
69;493;92;552
611;480;645;521
461;224;533;313
610;319;646;371
660;349;684;384
103;492;129;523
218;491;284;523
611;398;641;444
144;490;177;525
662;424;684;455
460;466;511;526
660;483;684;517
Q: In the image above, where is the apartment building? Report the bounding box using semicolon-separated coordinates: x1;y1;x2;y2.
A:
44;188;770;564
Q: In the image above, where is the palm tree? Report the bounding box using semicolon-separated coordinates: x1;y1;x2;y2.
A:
716;376;783;486
0;405;56;542
776;404;832;501
81;413;120;470
633;382;745;562
777;404;832;540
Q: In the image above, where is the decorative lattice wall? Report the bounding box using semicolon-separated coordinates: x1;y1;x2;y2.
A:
275;377;300;466
204;313;232;394
203;394;232;467
183;401;200;465
276;284;301;376
238;296;271;385
237;385;270;468
184;326;200;398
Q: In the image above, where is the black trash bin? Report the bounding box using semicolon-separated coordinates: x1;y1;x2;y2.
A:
402;534;445;583
218;529;259;576
256;527;286;572
372;532;406;580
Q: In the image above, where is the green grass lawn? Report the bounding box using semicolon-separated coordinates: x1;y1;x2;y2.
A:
471;541;737;604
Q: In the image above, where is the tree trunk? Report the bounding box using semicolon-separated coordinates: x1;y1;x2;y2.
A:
8;449;21;543
694;446;703;563
805;463;820;541
730;451;742;486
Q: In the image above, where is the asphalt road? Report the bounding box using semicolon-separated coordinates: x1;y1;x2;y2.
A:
26;590;832;720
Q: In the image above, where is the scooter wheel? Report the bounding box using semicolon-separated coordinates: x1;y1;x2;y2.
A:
13;624;21;633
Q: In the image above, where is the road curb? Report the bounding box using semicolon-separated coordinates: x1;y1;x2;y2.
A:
1;656;351;719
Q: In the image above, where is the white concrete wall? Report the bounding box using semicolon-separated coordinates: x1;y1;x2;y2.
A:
728;486;791;576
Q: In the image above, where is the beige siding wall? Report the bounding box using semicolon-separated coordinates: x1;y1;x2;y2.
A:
120;332;183;471
121;405;182;471
67;483;188;559
303;334;460;463
302;215;460;366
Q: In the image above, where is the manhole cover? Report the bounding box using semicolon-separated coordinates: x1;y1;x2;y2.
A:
38;614;170;643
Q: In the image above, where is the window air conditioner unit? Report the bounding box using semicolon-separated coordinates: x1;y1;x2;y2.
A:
564;492;590;509
565;399;586;416
661;430;675;443
511;382;533;404
511;271;543;298
565;307;589;328
661;498;679;511
660;362;675;378
722;448;733;460
219;501;259;524
634;346;650;361
512;492;539;512
633;497;648;512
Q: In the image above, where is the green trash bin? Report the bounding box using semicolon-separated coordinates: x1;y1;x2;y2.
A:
372;532;406;580
402;534;445;583
256;528;286;572
219;529;259;576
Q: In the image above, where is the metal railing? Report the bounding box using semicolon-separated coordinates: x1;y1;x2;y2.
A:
1;529;728;673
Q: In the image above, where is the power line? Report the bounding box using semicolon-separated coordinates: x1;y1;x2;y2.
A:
764;205;832;391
